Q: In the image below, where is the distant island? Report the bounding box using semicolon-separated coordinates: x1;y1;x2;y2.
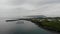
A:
26;15;46;18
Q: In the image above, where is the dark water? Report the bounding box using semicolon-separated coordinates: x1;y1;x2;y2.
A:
0;18;59;34
15;20;51;34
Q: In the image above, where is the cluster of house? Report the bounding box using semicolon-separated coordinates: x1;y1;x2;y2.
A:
31;17;60;22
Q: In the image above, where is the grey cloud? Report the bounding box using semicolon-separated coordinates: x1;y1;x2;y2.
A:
0;0;60;17
7;0;26;5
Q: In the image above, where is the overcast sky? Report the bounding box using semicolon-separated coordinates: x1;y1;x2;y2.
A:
0;0;60;18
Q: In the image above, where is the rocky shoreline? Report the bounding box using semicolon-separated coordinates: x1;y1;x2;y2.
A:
30;20;60;33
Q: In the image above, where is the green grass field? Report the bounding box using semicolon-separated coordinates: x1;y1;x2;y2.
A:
30;18;60;32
